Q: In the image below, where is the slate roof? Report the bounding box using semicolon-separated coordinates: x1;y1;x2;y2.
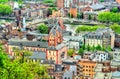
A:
28;51;46;59
84;28;114;38
55;64;64;72
62;60;76;65
90;4;105;10
8;39;48;48
62;70;73;79
50;20;62;36
47;43;68;50
69;65;77;75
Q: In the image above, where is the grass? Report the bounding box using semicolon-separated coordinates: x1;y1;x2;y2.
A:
75;25;105;33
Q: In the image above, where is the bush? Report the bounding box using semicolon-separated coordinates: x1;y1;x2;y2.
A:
0;4;12;15
37;24;48;34
68;49;75;57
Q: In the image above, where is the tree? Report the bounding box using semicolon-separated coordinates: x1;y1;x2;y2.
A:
88;15;92;20
0;4;12;15
0;44;50;79
98;12;120;23
0;0;8;3
13;48;32;63
37;24;48;34
96;44;102;51
77;13;82;19
86;44;90;51
67;49;74;57
100;0;104;2
102;46;106;51
111;7;119;13
110;23;120;34
78;48;84;55
91;45;95;52
107;45;112;51
47;7;57;16
82;44;85;50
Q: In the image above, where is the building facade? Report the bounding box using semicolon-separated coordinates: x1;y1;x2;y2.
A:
78;60;97;79
84;28;115;48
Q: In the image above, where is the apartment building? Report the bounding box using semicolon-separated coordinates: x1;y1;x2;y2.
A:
84;28;115;48
78;59;97;79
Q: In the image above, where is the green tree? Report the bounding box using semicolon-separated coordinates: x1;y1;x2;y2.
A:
98;12;120;23
107;45;112;51
67;49;74;57
77;13;82;19
82;44;85;50
13;48;32;63
100;0;104;2
0;4;12;15
0;44;50;79
47;7;57;15
0;0;8;3
110;23;120;34
111;7;119;13
88;15;92;20
96;44;102;50
91;45;95;52
86;44;91;51
102;46;106;51
37;24;48;34
78;48;84;55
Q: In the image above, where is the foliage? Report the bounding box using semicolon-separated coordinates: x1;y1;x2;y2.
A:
81;44;112;52
37;24;48;34
75;25;105;33
68;13;73;18
78;48;84;55
0;44;50;79
86;44;91;51
0;0;8;3
13;47;32;63
77;13;84;19
98;12;120;23
100;0;104;2
111;7;119;13
91;45;95;52
47;7;57;16
107;45;112;51
43;0;55;4
96;44;102;51
67;49;74;57
110;23;120;34
82;44;85;50
0;4;12;15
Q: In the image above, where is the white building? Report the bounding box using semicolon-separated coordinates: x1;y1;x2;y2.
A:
93;51;109;62
64;0;73;8
63;36;83;50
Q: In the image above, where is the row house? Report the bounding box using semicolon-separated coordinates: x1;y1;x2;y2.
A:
84;28;115;49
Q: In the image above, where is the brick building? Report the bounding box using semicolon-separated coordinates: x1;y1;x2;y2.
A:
78;59;97;79
7;19;68;64
57;0;64;9
70;6;77;18
116;0;120;4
